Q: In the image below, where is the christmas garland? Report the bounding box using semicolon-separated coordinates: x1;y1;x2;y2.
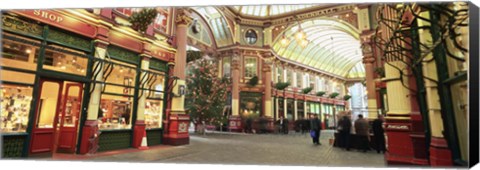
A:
128;8;157;33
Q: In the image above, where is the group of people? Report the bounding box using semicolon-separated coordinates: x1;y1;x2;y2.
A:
336;114;386;153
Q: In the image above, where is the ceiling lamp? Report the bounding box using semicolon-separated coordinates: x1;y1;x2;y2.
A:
279;15;308;47
280;34;290;47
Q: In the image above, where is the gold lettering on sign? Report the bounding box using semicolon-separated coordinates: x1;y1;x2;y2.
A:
33;10;64;23
387;124;409;130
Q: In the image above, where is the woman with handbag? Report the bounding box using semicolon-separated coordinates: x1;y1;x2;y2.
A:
310;114;321;145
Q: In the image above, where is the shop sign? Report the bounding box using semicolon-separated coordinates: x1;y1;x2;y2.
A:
13;10;96;38
150;46;171;61
386;124;410;131
2;15;43;36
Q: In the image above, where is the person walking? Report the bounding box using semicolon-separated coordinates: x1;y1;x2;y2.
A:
354;114;370;152
310;114;322;145
337;115;352;150
372;115;386;153
282;116;289;134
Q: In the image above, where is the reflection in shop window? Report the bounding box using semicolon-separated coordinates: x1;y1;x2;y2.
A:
1;84;33;132
98;94;133;130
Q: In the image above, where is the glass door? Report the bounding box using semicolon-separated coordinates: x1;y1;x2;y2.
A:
57;82;83;153
30;79;63;154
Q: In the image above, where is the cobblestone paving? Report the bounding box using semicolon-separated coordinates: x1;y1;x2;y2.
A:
84;130;385;167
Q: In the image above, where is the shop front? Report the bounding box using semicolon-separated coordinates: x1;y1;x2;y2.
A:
1;9;173;157
1;12;94;157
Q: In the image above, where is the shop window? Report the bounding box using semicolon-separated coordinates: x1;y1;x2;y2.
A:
1;84;33;132
98;59;137;130
244;57;257;79
223;57;231;78
98;94;133;130
144;70;166;129
1;33;40;71
42;45;88;76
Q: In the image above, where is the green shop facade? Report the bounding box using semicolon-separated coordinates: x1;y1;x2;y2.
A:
1;10;174;158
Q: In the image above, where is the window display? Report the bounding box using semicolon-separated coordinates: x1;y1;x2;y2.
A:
97;60;137;130
1;84;33;132
145;100;162;129
144;69;165;129
98;95;133;130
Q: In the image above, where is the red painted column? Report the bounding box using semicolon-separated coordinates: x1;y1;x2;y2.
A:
163;8;192;145
228;51;242;132
79;38;109;154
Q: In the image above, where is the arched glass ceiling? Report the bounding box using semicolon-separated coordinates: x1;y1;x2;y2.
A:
190;7;234;47
232;5;318;17
272;19;363;77
347;62;366;78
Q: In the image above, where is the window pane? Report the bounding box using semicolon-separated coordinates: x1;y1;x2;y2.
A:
145;99;163;129
43;45;88;76
37;81;60;128
98;94;133;130
1;84;33;132
1;33;40;71
63;85;82;127
223;57;231;77
244;57;257;78
104;60;137;86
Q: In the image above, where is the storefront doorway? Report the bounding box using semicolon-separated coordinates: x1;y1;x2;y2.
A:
29;79;84;155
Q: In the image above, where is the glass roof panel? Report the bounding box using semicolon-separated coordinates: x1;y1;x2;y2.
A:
191;7;234;47
273;19;363;78
232;4;319;17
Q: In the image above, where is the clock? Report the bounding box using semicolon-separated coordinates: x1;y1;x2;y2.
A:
192;19;201;34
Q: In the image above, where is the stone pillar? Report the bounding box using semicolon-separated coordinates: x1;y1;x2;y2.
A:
262;54;274;132
361;38;378;120
228;51;242;132
164;8;192;146
132;56;150;148
79;40;108;154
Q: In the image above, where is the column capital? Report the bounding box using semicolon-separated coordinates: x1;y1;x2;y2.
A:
362;55;375;64
232;57;240;70
94;39;109;49
175;8;193;26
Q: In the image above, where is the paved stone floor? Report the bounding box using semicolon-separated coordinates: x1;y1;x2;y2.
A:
79;130;386;167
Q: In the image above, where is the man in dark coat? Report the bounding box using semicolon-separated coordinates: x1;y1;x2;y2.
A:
337;115;352;150
282;116;289;134
354;114;370;152
372;115;386;153
310;114;322;145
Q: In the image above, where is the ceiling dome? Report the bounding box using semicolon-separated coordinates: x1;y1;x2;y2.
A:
231;5;321;17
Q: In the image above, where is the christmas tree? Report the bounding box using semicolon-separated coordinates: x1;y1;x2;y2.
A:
186;57;230;134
